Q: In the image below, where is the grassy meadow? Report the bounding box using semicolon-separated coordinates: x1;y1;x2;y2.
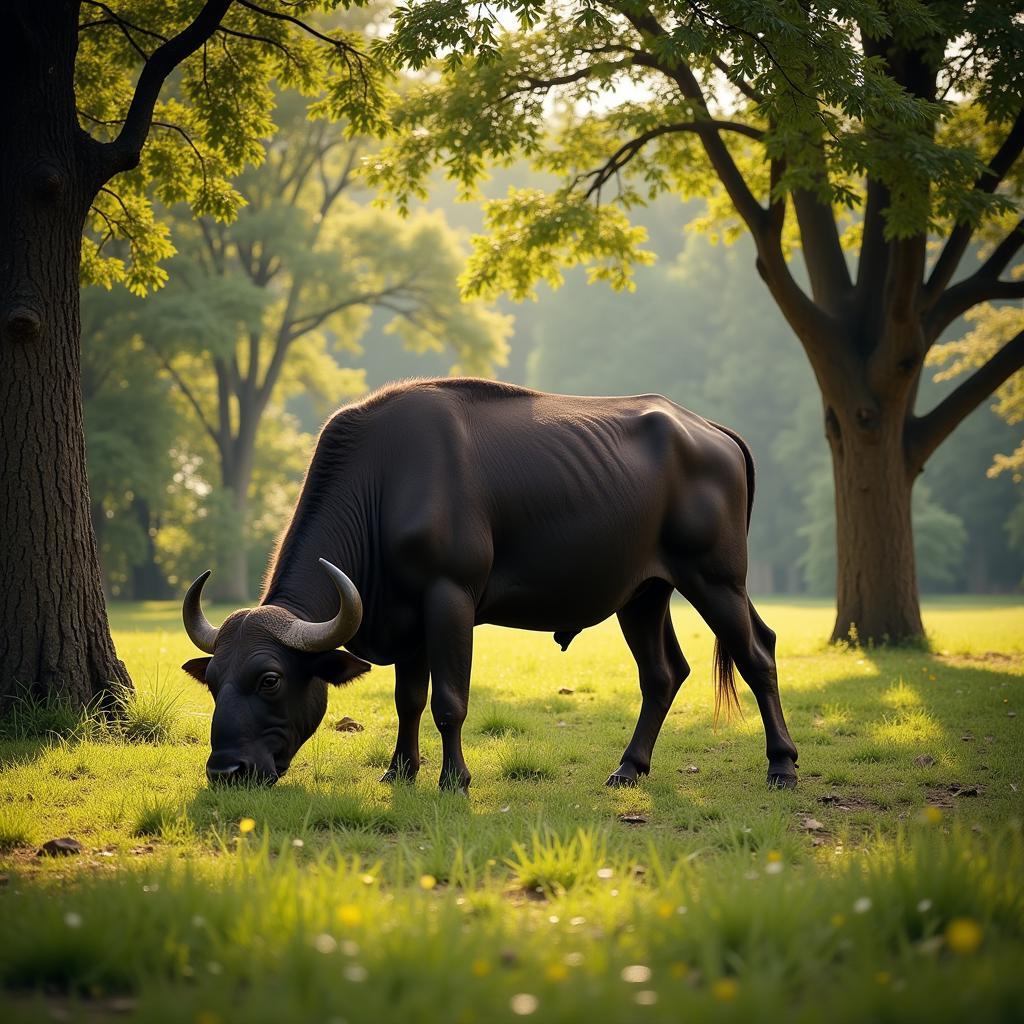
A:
0;597;1022;1022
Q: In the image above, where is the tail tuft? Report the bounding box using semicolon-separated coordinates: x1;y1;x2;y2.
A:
713;638;742;726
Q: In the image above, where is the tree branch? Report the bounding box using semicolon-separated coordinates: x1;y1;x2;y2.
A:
925;108;1024;304
928;275;1024;341
500;57;637;100
234;0;358;52
791;187;852;312
287;282;415;339
577;119;764;200
978;217;1024;280
908;328;1024;471
216;24;300;67
145;346;220;449
100;0;233;181
709;54;764;103
80;1;168;42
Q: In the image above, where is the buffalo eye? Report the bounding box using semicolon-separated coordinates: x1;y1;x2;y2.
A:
258;671;282;695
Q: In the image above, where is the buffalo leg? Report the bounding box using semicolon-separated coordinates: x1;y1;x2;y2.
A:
382;649;429;783
607;582;690;787
682;574;799;787
425;579;474;792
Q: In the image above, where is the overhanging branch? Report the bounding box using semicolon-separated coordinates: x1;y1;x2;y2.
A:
925;108;1024;303
978;217;1024;280
578;119;764;200
928;274;1024;340
100;0;233;181
908;328;1024;471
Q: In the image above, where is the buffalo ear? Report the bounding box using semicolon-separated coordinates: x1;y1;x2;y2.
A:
312;650;372;686
182;657;213;685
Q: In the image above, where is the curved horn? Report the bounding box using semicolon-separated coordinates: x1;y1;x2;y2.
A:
277;559;363;653
182;570;219;654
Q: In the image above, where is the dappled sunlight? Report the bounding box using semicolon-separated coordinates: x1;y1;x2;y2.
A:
881;679;924;710
4;600;1021;891
867;709;944;747
3;599;1022;1022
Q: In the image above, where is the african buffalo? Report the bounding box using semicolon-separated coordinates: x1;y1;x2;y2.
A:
182;378;798;791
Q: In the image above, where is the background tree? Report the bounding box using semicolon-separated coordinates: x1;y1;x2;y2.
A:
0;0;386;708
518;190;1009;593
371;0;1024;643
111;92;510;602
82;285;179;600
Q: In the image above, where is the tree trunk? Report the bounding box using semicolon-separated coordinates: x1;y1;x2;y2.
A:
130;499;173;601
211;432;256;605
824;396;924;644
215;493;251;605
0;5;130;708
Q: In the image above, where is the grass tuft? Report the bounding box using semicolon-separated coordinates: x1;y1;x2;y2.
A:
477;710;528;738
131;799;195;843
495;740;554;781
304;795;397;834
0;689;102;742
506;827;612;895
0;805;32;852
110;678;182;743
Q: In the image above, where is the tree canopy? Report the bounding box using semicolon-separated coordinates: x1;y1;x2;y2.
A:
369;0;1024;643
76;1;390;295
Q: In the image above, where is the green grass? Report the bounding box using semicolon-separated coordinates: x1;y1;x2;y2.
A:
1;597;1023;1022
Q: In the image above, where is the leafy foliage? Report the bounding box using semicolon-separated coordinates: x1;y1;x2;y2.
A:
371;1;1023;297
76;1;393;293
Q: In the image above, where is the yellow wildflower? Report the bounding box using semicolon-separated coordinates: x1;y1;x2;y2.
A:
711;978;738;1002
945;918;983;955
420;874;438;891
337;904;362;927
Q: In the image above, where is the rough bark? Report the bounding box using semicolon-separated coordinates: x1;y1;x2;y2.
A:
824;397;923;644
0;3;130;707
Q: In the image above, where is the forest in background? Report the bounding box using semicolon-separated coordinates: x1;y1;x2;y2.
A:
83;154;1024;603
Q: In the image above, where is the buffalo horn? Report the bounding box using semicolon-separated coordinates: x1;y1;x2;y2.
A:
182;570;219;653
275;559;363;653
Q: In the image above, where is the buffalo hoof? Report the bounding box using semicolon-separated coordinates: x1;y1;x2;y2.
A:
605;763;643;788
380;767;416;784
767;772;798;790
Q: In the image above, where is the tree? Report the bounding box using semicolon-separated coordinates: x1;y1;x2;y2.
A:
81;285;179;600
371;0;1024;642
799;473;966;596
117;92;510;602
0;0;385;708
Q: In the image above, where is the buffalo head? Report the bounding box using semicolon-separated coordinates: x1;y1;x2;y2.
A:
181;559;371;786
